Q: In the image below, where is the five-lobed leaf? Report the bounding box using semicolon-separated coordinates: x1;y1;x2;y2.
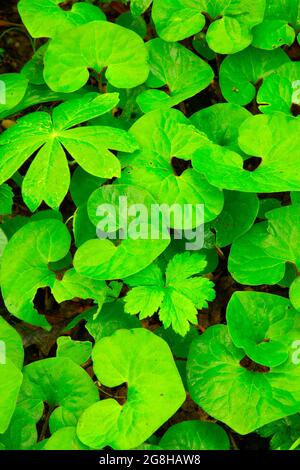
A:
124;252;215;336
0;93;138;211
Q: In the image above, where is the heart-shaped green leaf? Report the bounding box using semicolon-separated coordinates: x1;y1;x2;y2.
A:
77;328;186;449
193;113;300;192
252;0;300;49
219;47;289;105
20;357;98;428
1;219;71;328
0;73;28;114
44;21;149;92
18;0;106;38
258;62;300;115
227;292;300;367
137;38;213;112
120;108;224;227
74;184;170;280
187;324;300;435
152;0;266;54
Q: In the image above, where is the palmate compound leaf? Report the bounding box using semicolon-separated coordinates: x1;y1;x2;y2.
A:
151;0;266;54
0;318;24;434
73;184;170;280
77;328;186;449
119;108;224;228
0;219;71;329
227;292;300;368
219;46;289;106
18;0;106;38
19;357;99;431
0;93;138;211
124;252;215;336
252;0;300;50
159;421;230;450
187;324;300;435
44;21;149;93
258;61;300;116
192;112;300;193
0;73;28;114
136;38;214;112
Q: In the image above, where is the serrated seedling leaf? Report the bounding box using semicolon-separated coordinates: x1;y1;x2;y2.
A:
124;252;215;336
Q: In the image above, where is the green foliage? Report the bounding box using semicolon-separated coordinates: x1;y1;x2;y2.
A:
137;38;214;112
44;21;149;92
77;329;185;449
124;252;215;336
1;0;300;452
219;47;289;105
152;0;266;53
227;292;300;367
18;0;106;38
187;324;300;435
252;0;300;49
0;93;138;210
159;421;230;450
